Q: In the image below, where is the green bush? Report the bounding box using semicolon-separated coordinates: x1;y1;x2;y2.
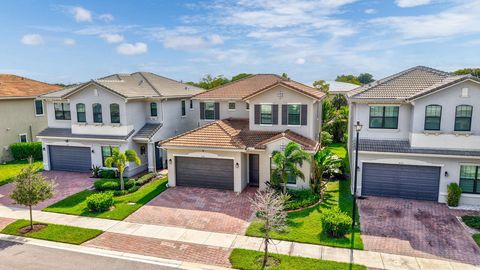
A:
94;178;135;191
320;131;333;146
9;142;42;161
447;183;462;207
135;173;156;186
320;207;352;238
86;192;114;212
99;169;117;179
127;185;140;193
462;216;480;230
285;189;320;210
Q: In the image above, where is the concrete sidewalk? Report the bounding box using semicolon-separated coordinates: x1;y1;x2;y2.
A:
0;205;478;270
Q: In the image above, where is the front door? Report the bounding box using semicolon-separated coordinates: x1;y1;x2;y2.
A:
249;154;259;186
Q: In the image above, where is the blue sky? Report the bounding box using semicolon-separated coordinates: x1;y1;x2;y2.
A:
1;0;479;84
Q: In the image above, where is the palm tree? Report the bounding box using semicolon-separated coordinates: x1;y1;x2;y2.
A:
310;148;342;198
105;148;141;190
271;142;310;193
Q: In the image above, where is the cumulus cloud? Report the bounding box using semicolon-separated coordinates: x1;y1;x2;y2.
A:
395;0;432;8
208;34;224;45
21;34;44;45
364;9;377;14
63;38;76;45
70;6;92;22
116;42;148;55
152;28;225;51
99;13;114;22
295;58;306;64
100;33;124;43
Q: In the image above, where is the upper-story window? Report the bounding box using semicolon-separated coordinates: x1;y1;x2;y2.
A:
204;102;215;120
424;105;442;131
287;104;301;125
150;102;157;117
260;104;273;125
369;106;399;129
76;103;86;123
189;100;193;110
455;105;473;131
34;100;44;116
228;102;236;110
459;165;480;194
54;103;71;120
181;100;186;117
110;103;120;124
92;103;103;123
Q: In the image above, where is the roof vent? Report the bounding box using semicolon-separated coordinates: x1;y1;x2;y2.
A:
138;80;144;86
184;86;189;90
461;88;469;98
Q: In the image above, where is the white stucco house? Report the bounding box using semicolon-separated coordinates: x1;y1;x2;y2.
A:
37;72;204;177
347;66;480;205
161;74;324;192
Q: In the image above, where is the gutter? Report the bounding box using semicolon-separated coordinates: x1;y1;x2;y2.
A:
36;135;129;143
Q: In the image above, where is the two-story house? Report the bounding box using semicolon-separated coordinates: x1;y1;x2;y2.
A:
38;72;204;177
347;66;480;205
0;74;61;162
161;74;324;192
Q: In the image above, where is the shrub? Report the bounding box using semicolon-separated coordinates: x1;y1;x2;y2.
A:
94;178;135;191
91;165;101;178
135;173;156;186
86;192;114;213
320;207;352;238
113;190;128;196
99;169;117;179
10;142;42;161
462;216;480;230
127;185;140;193
284;189;320;210
447;183;462;207
320;131;333;146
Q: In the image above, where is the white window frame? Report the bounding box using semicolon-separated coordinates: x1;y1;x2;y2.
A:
287;103;301;127
260;103;273;126
34;99;44;116
204;101;216;121
19;133;28;143
228;101;236;111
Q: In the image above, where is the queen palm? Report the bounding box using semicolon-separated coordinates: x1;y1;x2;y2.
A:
271;142;310;193
105;148;141;190
310;148;342;198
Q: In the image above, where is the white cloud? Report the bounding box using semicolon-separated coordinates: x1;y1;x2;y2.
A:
21;34;44;45
71;6;92;22
152;28;225;51
99;13;114;22
164;35;205;50
208;34;224;45
364;9;377;14
116;42;148;55
63;38;76;45
100;33;124;43
295;58;306;64
395;0;432;8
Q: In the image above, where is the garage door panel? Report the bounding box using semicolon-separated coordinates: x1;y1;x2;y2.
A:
362;163;440;201
175;156;234;190
49;146;92;172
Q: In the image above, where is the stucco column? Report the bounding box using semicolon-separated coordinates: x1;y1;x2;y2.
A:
147;142;155;173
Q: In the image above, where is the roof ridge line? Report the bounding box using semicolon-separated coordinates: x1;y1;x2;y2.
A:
160;120;220;145
193;74;259;96
136;72;162;97
137;72;204;91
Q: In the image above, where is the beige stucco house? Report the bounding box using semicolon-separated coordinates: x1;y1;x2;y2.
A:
0;75;61;162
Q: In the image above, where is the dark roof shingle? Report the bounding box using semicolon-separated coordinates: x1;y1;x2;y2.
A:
133;123;162;141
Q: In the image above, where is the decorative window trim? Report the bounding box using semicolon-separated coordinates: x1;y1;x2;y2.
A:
228;101;236;111
454;105;473;132
424;104;442;131
19;133;28;143
34;100;44;116
54;102;71;120
260;104;273;125
368;105;399;129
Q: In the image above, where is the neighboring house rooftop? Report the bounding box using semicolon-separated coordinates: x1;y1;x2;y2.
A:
0;74;61;99
194;74;325;100
37;128;135;141
326;81;359;95
347;66;478;101
161;118;319;151
40;72;204;99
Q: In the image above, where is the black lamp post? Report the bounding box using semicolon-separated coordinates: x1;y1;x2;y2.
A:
352;121;363;232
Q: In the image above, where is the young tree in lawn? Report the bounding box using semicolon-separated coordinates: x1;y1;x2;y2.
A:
271;142;310;193
310;148;342;198
10;165;56;231
251;188;287;269
104;148;141;190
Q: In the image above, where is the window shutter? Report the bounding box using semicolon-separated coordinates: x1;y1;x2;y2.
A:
200;102;205;120
282;105;288;125
301;104;308;125
214;102;220;120
254;105;260;124
272;104;278;125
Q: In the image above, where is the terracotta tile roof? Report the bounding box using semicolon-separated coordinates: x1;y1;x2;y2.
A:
0;74;61;98
194;74;324;100
161;118;319;151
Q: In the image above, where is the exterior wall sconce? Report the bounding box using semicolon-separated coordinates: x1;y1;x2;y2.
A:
91;149;95;154
140;146;146;155
444;171;448;177
169;159;172;164
42;147;46;151
235;162;239;168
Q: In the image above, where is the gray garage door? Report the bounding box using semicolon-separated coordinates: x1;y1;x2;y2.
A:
49;146;92;172
175;157;234;190
362;163;440;201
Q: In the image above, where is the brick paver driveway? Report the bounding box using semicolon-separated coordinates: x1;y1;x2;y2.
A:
125;186;256;234
0;171;93;210
358;196;480;265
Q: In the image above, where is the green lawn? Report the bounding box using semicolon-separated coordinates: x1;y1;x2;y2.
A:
246;178;363;249
473;234;480;247
43;177;168;220
1;219;102;245
229;249;365;270
0;160;43;186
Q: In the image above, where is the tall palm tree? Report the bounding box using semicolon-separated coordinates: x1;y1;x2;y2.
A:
310;148;342;198
271;142;310;193
105;148;141;190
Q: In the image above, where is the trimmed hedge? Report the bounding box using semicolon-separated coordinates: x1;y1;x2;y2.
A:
94;178;135;191
10;142;42;161
447;183;462;207
99;169;117;179
86;192;114;212
462;216;480;230
285;189;320;210
320;207;352;238
135;173;156;186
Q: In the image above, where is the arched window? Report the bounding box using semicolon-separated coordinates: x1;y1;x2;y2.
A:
150;102;158;117
110;103;120;124
455;105;473;131
424;105;442;130
76;103;86;123
92;103;103;123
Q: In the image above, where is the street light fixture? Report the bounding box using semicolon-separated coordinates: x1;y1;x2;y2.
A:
352;121;363;232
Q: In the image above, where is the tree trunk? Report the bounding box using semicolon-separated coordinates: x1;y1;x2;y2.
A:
120;172;124;190
29;205;33;230
262;237;269;269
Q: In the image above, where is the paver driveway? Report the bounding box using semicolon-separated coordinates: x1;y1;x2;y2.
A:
358;196;480;265
0;171;93;210
125;186;256;234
